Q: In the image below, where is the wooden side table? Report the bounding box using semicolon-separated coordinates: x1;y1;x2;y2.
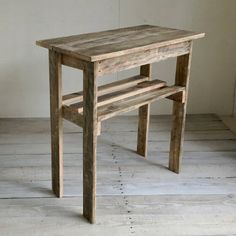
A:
36;25;204;223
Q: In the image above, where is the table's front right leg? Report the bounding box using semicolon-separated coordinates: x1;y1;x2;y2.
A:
83;62;98;224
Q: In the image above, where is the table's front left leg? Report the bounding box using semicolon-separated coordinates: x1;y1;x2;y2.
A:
83;62;98;224
49;50;63;197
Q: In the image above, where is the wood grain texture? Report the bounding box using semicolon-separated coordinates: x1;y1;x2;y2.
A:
98;86;185;121
71;79;166;113
97;41;191;76
36;25;205;225
36;25;204;62
0;115;235;236
61;54;87;70
83;62;98;223
1;195;235;235
137;64;151;157
166;90;186;103
62;75;148;105
49;50;63;198
62;105;83;128
169;43;193;173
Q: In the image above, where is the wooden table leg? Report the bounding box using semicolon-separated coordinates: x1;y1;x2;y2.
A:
169;43;193;173
83;62;98;223
137;64;151;157
49;50;63;197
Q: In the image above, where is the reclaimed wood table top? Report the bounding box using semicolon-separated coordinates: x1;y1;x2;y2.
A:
36;25;204;62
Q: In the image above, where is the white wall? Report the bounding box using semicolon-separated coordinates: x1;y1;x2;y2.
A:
0;0;235;117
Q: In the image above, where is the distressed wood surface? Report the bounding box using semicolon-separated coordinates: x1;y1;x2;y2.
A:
98;86;185;121
37;25;206;225
70;79;166;113
61;54;87;70
137;64;151;157
97;41;191;76
83;62;98;223
62;105;84;128
62;106;102;136
36;25;204;62
62;75;148;105
169;43;193;173
49;50;63;198
0;115;235;235
0;195;235;236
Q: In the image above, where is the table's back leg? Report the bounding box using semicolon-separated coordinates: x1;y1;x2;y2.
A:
83;62;98;224
137;64;152;157
169;42;193;173
49;50;63;197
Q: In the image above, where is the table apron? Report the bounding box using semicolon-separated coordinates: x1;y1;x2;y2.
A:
96;41;191;76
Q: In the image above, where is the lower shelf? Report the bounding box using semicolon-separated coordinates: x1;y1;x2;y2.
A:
97;85;185;121
62;84;185;127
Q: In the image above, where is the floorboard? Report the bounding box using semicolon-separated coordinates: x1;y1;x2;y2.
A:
0;114;235;235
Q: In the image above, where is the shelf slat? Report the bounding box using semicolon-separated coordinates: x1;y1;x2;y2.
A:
98;86;185;121
71;80;166;112
62;75;148;105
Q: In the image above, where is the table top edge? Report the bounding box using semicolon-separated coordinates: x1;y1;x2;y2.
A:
36;25;205;62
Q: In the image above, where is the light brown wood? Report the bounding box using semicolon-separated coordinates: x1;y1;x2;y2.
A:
169;43;193;173
36;25;204;62
62;105;101;136
62;75;148;105
70;79;166;113
61;84;185;134
61;54;87;71
96;41;191;76
37;25;204;224
49;50;63;198
62;105;83;127
166;90;186;103
137;64;151;157
98;86;185;121
83;62;98;223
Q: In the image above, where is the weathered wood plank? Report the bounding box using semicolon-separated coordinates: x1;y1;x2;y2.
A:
49;50;63;198
71;79;166;112
36;25;204;61
1;150;236;168
0;116;235;235
1;153;236;182
97;41;191;76
0;116;228;136
62;75;148;105
1;139;236;156
98;86;185;121
83;62;98;223
137;64;151;157
62;105;83;127
166;90;186;103
0;129;234;147
61;54;87;70
102;119;229;132
169;43;193;173
0;195;235;236
62;105;100;136
0;176;235;198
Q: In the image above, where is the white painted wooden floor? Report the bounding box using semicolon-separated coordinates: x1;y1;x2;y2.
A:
0;114;235;236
